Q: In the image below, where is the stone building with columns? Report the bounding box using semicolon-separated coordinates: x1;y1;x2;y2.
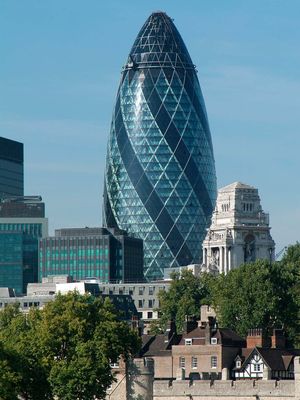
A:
202;182;275;274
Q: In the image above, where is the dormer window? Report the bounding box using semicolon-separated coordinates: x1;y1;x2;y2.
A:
236;360;241;368
185;338;192;345
211;338;217;345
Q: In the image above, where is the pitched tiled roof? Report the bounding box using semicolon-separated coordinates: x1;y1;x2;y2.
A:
179;326;245;347
140;333;182;357
238;347;300;371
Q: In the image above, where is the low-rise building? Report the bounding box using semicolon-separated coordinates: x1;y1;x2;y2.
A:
138;308;300;382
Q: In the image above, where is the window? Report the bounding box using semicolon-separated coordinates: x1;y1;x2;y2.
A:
185;338;192;345
253;363;261;372
110;359;120;368
236;360;241;369
148;299;154;308
179;357;185;368
192;357;197;369
211;356;217;369
138;287;144;295
147;311;153;319
149;286;154;295
211;338;217;345
138;300;143;308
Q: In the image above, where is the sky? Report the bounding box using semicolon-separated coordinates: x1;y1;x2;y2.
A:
1;0;300;254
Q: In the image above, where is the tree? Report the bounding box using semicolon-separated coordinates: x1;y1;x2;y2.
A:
280;243;300;344
210;259;300;345
37;292;140;399
151;269;213;333
0;304;51;400
0;292;140;400
0;343;20;400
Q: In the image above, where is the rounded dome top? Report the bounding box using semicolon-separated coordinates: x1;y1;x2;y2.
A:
125;11;194;70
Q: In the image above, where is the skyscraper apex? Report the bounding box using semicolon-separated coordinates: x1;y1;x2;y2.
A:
103;13;217;279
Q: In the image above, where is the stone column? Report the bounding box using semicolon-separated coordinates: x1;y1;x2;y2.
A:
219;246;223;273
228;248;231;272
225;248;228;274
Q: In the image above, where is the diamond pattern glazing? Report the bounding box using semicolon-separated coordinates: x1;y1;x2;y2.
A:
103;12;217;280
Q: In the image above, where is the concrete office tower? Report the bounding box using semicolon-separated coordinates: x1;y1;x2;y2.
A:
103;12;217;280
202;182;275;274
0;137;24;199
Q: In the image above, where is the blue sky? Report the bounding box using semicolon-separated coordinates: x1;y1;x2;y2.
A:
1;1;300;253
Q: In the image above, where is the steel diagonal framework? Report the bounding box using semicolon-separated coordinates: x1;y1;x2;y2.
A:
103;12;217;280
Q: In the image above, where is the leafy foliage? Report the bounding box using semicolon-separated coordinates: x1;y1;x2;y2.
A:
152;246;300;346
210;259;300;344
151;269;213;333
0;292;140;400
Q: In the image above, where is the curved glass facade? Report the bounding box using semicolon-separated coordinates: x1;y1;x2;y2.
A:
103;12;217;280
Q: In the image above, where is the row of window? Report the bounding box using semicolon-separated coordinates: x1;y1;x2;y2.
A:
138;311;153;319
185;338;218;345
242;202;253;212
0;301;40;308
179;356;217;369
98;286;167;296
138;299;156;308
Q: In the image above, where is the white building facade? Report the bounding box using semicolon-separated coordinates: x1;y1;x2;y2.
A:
202;182;275;274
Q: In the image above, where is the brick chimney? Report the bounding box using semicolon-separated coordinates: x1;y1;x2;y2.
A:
246;328;268;348
183;317;198;334
164;320;176;342
271;329;286;349
205;316;215;344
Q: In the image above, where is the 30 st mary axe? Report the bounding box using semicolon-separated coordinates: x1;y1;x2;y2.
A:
103;12;217;280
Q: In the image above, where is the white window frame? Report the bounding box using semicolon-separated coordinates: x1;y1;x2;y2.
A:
253;363;261;372
191;357;198;369
185;338;192;345
236;360;241;368
211;356;217;369
179;357;185;368
211;338;217;345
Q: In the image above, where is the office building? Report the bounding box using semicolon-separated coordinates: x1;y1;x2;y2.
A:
0;278;139;324
28;275;170;332
39;227;144;283
202;182;275;273
0;231;38;294
0;137;24;199
0;196;48;293
103;12;217;280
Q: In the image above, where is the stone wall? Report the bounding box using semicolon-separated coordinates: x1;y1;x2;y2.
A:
107;356;300;400
153;379;296;399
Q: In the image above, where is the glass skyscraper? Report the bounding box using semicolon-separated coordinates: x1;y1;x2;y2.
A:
0;137;23;199
103;12;217;280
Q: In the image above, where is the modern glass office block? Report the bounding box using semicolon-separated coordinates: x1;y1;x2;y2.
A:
0;231;37;294
103;12;217;279
39;227;143;283
0;137;24;199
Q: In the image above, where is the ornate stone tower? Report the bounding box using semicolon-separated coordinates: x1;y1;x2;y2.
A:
202;182;275;274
